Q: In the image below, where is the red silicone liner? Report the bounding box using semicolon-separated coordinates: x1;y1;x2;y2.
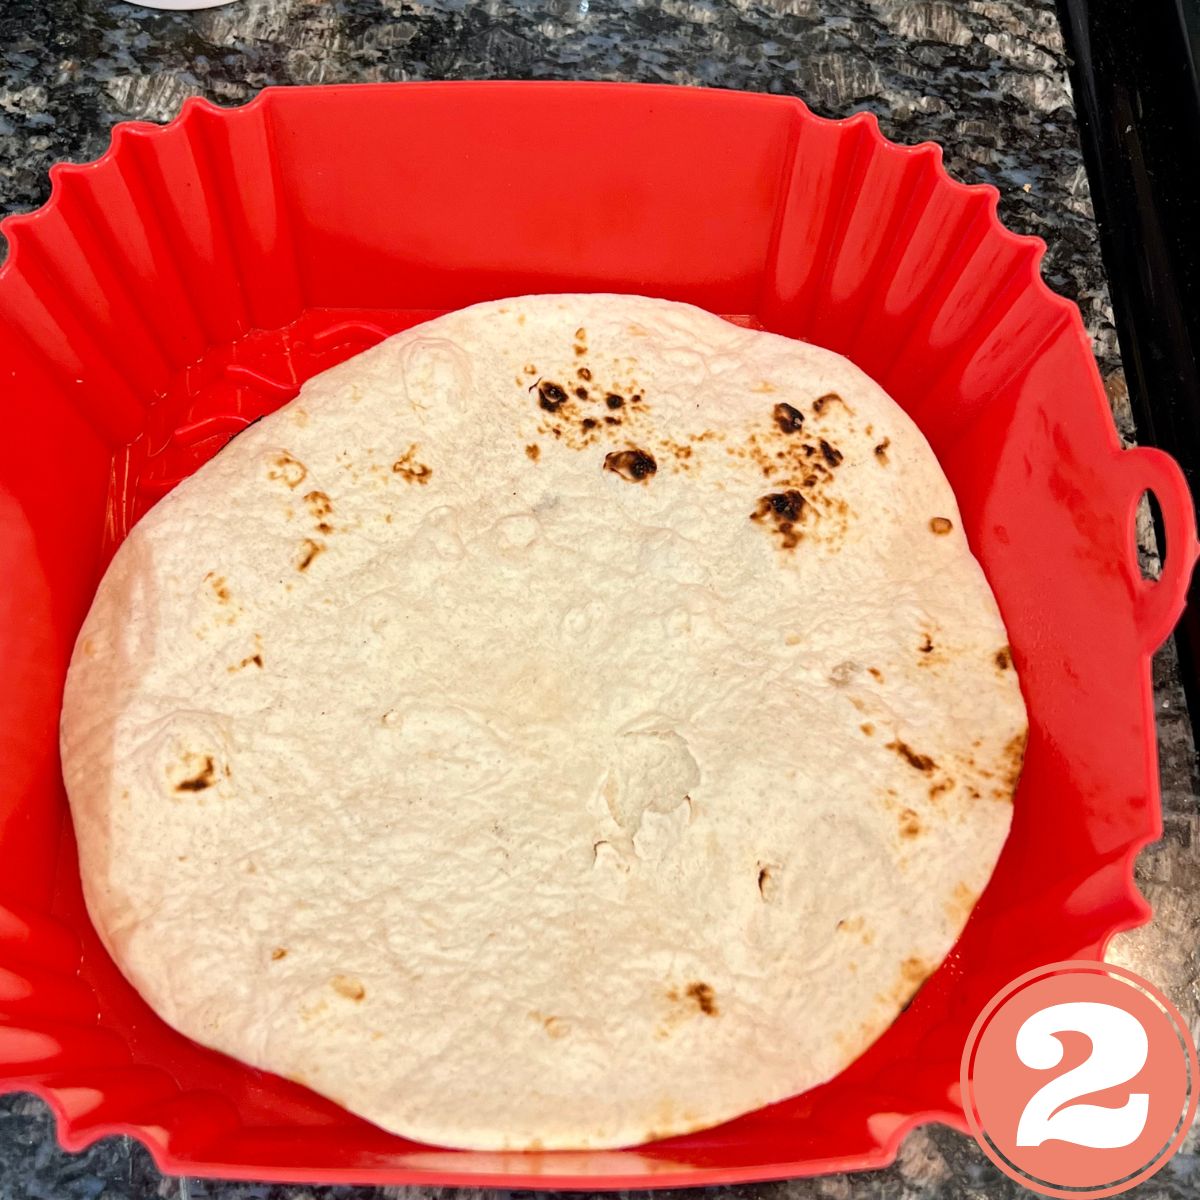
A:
0;82;1195;1188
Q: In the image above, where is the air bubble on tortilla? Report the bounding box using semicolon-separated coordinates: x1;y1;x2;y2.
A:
496;514;540;548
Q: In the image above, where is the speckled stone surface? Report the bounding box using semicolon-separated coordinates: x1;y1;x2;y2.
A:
1;1;1196;1197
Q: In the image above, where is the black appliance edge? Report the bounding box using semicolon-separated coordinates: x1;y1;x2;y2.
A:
1056;0;1200;748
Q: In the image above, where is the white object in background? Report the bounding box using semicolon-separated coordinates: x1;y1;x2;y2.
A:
124;0;237;9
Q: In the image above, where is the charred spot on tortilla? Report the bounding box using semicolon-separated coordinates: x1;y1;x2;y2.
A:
267;452;307;489
930;516;953;535
297;539;324;571
755;491;805;521
874;438;890;463
673;982;718;1017
1001;731;1028;793
206;573;231;603
537;381;568;412
773;402;805;434
813;392;849;416
899;957;932;1002
304;491;333;520
748;489;806;547
525;444;540;462
542;1015;568;1039
392;445;432;484
271;947;288;961
331;975;366;1002
574;386;589;400
604;449;657;483
605;393;625;410
919;633;934;654
819;439;844;468
887;740;936;773
581;417;599;431
899;808;921;839
577;366;592;381
751;491;807;549
756;863;780;901
175;755;216;793
995;645;1012;670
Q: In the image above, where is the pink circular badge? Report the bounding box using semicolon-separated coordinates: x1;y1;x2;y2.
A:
962;960;1197;1197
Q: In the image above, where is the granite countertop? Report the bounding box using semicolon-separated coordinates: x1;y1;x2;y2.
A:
1;1;1196;1197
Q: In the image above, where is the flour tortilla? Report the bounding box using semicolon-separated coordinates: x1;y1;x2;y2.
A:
61;294;1026;1151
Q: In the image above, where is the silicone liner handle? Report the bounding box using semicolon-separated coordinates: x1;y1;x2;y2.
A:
1115;445;1200;654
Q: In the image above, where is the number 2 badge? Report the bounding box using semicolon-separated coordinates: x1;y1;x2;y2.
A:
962;961;1197;1197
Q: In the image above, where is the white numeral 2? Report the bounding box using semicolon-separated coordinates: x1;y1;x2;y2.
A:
1015;1001;1149;1148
